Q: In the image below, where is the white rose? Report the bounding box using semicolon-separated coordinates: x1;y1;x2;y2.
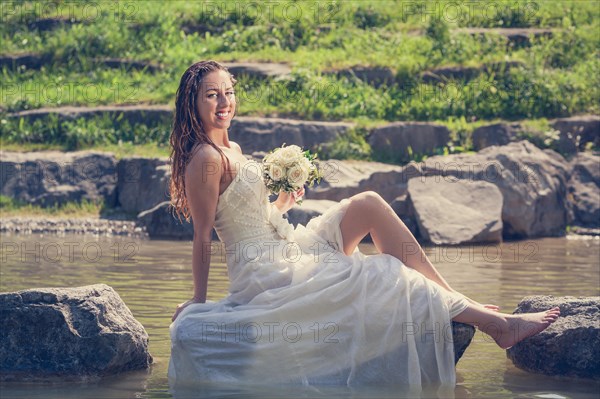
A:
279;145;302;167
275;152;288;166
300;156;311;171
269;163;284;181
287;164;309;186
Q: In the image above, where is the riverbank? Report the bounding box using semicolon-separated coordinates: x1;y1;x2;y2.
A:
1;214;598;240
0;216;146;238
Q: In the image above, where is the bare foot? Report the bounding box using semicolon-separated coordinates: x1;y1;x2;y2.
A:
493;307;561;349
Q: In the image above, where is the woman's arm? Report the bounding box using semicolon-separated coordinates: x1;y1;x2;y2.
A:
190;232;212;302
172;146;222;321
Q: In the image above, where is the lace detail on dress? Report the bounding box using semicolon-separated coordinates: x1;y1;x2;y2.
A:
214;159;286;248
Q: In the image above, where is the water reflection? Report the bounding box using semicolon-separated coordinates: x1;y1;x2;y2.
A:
1;233;599;398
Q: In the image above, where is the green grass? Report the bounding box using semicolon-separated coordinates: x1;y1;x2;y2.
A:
0;1;598;161
0;195;105;218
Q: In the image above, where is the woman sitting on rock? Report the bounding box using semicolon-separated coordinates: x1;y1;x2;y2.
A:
168;60;560;388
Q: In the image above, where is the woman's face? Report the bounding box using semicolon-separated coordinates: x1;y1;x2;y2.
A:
197;69;236;134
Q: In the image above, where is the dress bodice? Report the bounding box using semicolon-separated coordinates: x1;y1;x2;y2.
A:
213;159;280;247
213;159;297;303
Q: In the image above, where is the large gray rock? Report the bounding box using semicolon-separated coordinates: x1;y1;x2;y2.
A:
286;199;338;228
552;115;600;156
567;152;600;227
452;322;475;364
306;159;406;203
0;284;152;382
137;201;193;240
229;117;354;154
420;61;524;84
507;295;600;380
0;150;117;207
389;194;419;237
472;123;519;151
225;62;292;80
368;122;450;164
136;201;219;241
117;157;170;213
326;66;396;87
408;176;503;245
421;141;569;239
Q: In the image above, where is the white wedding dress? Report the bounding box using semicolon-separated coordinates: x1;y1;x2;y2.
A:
168;158;469;389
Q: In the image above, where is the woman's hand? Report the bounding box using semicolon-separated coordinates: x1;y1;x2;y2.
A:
274;186;305;213
172;297;203;322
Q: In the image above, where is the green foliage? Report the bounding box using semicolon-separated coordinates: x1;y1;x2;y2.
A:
535;28;597;68
0;113;170;151
425;17;451;63
0;195;106;217
317;127;372;161
0;0;598;163
353;6;390;30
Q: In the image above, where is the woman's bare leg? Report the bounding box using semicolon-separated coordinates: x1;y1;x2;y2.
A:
339;191;498;309
340;191;454;289
453;304;560;349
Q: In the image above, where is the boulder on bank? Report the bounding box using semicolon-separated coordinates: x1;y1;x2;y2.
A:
472;123;519;151
0;150;117;207
0;284;152;382
567;152;600;227
421;141;569;239
326;66;396;87
407;176;503;245
368;122;450;164
229;117;354;154
305;159;406;203
137;201;192;240
117;157;170;213
389;194;419;237
224;62;292;80
506;295;600;380
286;199;338;228
420;61;524;84
552;115;600;156
136;201;220;241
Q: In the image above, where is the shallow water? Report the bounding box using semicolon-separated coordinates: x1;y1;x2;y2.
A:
1;232;599;398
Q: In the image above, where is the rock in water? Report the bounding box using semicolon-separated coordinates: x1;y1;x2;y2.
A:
506;295;600;380
452;322;475;364
0;284;152;381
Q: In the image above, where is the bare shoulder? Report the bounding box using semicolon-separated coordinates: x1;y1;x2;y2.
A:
187;144;223;178
230;141;243;155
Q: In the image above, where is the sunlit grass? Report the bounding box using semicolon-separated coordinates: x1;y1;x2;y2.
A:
0;141;170;159
0;195;103;218
0;0;598;162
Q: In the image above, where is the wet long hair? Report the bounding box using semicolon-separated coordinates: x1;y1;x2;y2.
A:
168;60;238;223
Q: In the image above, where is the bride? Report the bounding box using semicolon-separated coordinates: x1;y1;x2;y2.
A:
167;60;560;388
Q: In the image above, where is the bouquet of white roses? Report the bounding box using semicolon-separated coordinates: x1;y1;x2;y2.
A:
262;143;322;206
